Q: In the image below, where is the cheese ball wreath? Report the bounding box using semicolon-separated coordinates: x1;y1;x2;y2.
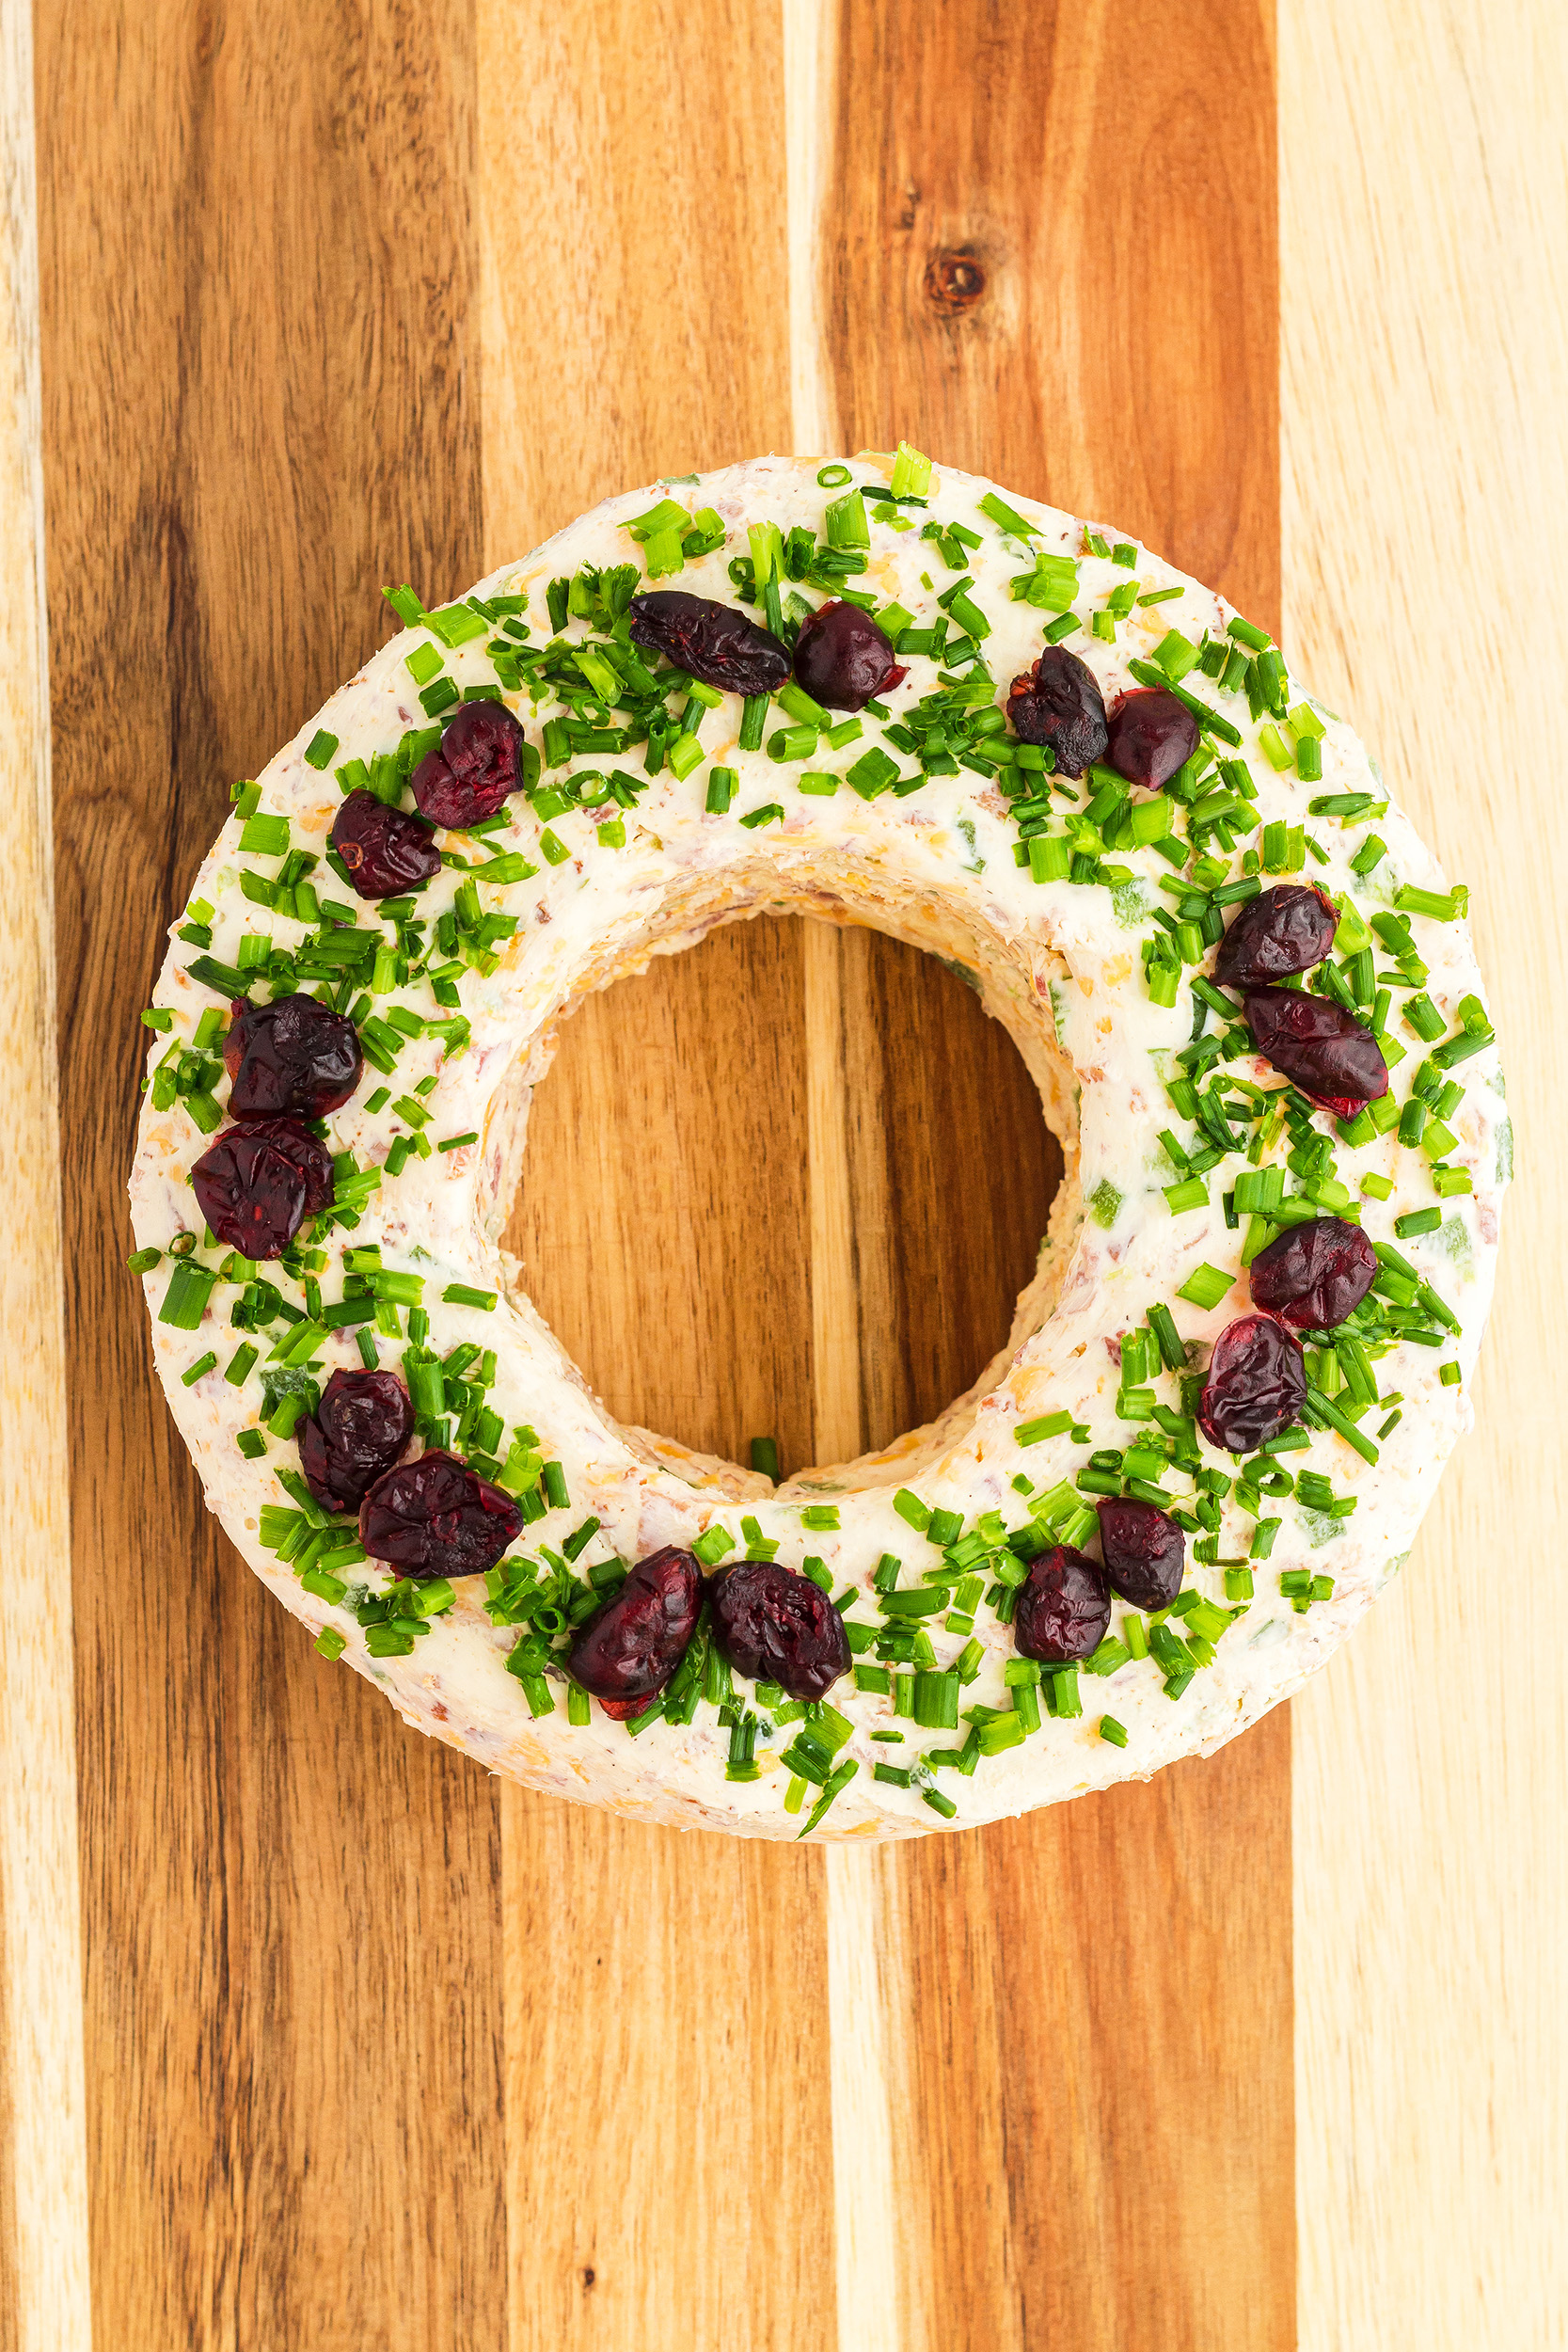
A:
130;450;1508;1840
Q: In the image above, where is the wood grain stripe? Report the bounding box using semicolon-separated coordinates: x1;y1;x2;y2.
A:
1280;7;1568;2344
37;7;505;2344
479;9;837;2349
811;8;1293;2348
0;8;91;2347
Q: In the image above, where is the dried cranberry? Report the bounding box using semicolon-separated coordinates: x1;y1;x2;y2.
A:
1249;1216;1377;1331
1216;885;1338;989
1006;648;1108;777
1105;687;1197;788
297;1370;414;1514
1197;1313;1307;1454
567;1546;704;1704
191;1117;334;1259
410;703;529;831
792;601;906;711
1245;987;1388;1115
1014;1545;1110;1664
359;1449;522;1581
627;591;790;697
1096;1497;1185;1611
224;993;362;1119
710;1560;851;1700
330;787;441;900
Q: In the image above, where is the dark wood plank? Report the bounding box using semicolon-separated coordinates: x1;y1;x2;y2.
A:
479;9;841;2349
37;7;506;2346
823;7;1292;2348
830;932;1064;1458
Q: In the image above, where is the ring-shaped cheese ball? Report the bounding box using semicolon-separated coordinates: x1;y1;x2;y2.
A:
131;453;1506;1840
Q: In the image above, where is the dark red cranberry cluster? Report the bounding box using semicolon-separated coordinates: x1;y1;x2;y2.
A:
567;1549;855;1715
1211;885;1386;1116
1244;988;1388;1119
1006;646;1107;777
1014;1545;1111;1662
1194;1215;1375;1454
1197;1312;1307;1454
792;601;905;711
567;1548;705;1708
224;993;361;1119
709;1559;851;1699
1105;687;1197;788
360;1449;522;1580
628;590;790;696
331;788;440;900
1215;883;1338;987
1096;1497;1185;1611
1249;1216;1376;1331
192;1117;334;1259
298;1370;414;1513
190;994;365;1260
411;702;529;830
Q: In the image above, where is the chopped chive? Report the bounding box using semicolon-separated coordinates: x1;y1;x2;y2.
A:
181;1350;217;1386
1098;1715;1128;1747
442;1282;497;1311
738;696;768;752
158;1260;217;1329
816;462;852;488
238;811;290;858
1017;1410;1073;1447
1300;1391;1379;1464
978;490;1037;538
1175;1263;1232;1311
1394;884;1462;923
824;490;869;549
889;441;931;499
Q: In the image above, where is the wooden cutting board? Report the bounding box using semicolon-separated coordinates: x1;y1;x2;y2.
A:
3;6;1563;2348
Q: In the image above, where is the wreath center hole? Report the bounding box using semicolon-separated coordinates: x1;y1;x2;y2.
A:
509;915;1064;1484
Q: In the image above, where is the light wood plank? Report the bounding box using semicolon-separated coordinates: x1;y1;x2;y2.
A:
1280;8;1568;2344
36;8;506;2345
514;920;816;1476
0;7;91;2347
812;8;1294;2348
479;10;839;2350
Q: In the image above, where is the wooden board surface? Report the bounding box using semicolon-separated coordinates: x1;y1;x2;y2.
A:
1280;7;1568;2345
0;4;1561;2348
32;8;505;2348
